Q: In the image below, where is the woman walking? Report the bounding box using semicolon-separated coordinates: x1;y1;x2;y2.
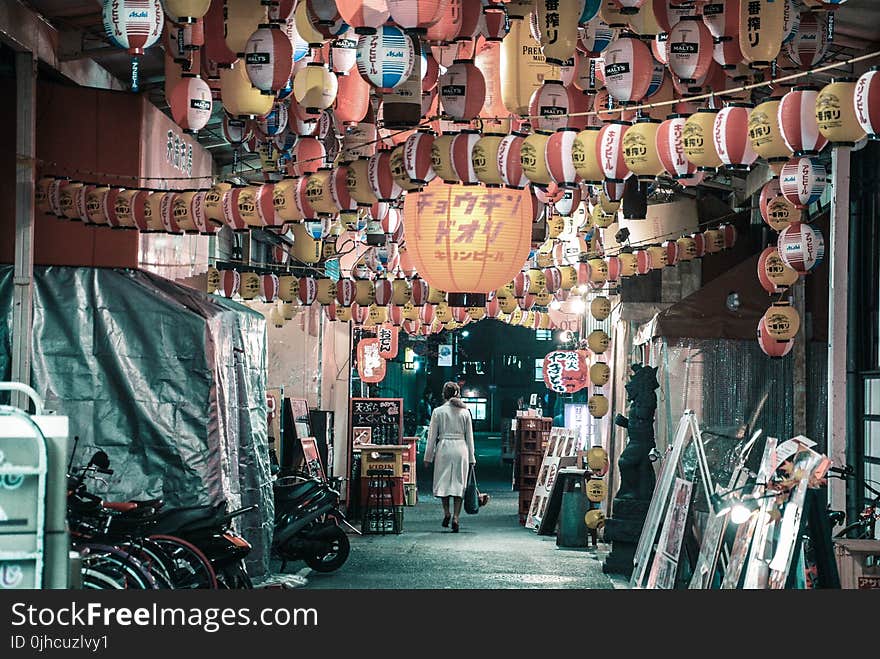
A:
424;382;476;533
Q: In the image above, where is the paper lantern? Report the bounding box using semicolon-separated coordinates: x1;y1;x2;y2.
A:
521;131;553;186
713;35;745;71
748;100;792;171
588;393;609;418
578;17;616;57
534;0;580;65
854;68;880;140
623;117;663;181
778;221;825;274
355;24;414;91
596;121;632;183
758;246;798;294
501;14;554;115
702;0;740;38
366;151;402;202
336;0;390;34
779;87;828;156
102;0;164;56
779;156;827;210
542;350;590;394
683;109;722;171
529;80;573;133
287;136;326;177
713;103;757;170
169;74;212;132
815;79;866;147
401;131;436;185
220;63;274;118
601;36;655;104
572;127;604;183
590;296;612;321
335;69;372;123
472;134;505;187
676;236;696;261
219;270;240;298
667;16;714;82
738;0;785;68
430;133;458;184
439;59;486;122
759;177;798;231
450;130;481;185
546;130;580;188
402;180;533;301
290;222;324;264
293;62;339;113
245;25;294;94
757;316;795;359
657;114;697;181
761;301;800;342
784;11;830;70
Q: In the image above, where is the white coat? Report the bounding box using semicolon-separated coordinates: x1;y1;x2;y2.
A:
425;399;476;498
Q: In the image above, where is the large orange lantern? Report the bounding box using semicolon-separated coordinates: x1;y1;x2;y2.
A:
402;180;532;306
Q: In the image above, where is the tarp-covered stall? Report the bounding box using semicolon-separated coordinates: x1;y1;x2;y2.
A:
0;266;273;576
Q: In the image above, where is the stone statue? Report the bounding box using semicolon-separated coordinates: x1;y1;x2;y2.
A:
613;363;659;501
603;363;660;578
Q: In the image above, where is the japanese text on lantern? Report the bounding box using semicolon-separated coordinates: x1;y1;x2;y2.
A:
747;1;761;48
544;1;559;45
416;186;518;264
543;350;590;394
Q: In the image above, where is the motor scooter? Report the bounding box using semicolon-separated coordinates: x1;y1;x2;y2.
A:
272;476;353;573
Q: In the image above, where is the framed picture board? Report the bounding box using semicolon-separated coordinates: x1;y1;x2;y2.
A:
300;437;326;482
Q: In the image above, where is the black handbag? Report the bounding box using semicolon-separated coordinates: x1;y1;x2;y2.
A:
464;465;480;515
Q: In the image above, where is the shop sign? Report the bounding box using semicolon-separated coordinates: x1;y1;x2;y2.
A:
166;129;193;176
542;350;590;394
377;323;399;360
357;338;387;384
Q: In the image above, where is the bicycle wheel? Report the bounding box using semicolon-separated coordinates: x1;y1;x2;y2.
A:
148;535;218;589
78;544;157;590
81;567;125;589
119;540;175;589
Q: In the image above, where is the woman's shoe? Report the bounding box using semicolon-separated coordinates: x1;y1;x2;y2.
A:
442;515;450;528
451;520;459;533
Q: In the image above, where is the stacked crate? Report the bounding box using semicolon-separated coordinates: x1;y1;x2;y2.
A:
515;416;552;525
360;446;407;534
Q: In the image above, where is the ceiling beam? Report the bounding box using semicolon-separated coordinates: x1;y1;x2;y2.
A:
0;0;124;90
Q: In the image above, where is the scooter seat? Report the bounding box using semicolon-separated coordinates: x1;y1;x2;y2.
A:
152;503;225;535
274;480;322;505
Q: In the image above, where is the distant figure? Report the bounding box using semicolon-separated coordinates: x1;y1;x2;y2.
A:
424;381;476;533
417;390;432;427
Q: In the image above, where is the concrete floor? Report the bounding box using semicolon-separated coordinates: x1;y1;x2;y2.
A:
297;436;617;590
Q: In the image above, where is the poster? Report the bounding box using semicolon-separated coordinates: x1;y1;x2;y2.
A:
526;427;578;529
300;437;326;481
438;344;453;366
646;478;693;590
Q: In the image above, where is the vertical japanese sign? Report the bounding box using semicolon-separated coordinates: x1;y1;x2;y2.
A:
357;338;387;383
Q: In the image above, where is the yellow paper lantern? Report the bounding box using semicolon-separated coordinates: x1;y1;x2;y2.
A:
738;0;785;69
618;252;638;276
816;79;867;147
499;294;519;313
402;301;419;321
587;446;608;471
534;0;580;65
762;301;800;341
220;63;274;118
293;0;326;46
390;145;422;192
402;180;533;300
427;285;446;305
588;258;608;284
290;222;323;264
546;215;565;239
528;269;547;293
430;133;458;184
535;290;554;306
367;304;388;326
591;296;611;321
239;272;261;300
293;63;338;114
226;0;266;56
85;186;110;225
626;1;661;36
591;204;616;229
598;190;621;213
586;479;608;502
590;362;611;387
676;236;697;261
278;275;300;303
623;118;664;181
748;100;792;173
355;279;376;306
647;245;667;269
558;265;577;290
273;177;303;223
204;182;231;225
703;229;724;253
472;134;505;187
520;131;553;186
468;306;487;321
588;329;611;354
683;109;722;171
305;170;338;216
585;509;605;530
206;266;221;293
315;278;337;305
501;13;555;115
435;301;453;323
392;279;412;305
346;158;378;206
588;393;609;418
572;127;603;184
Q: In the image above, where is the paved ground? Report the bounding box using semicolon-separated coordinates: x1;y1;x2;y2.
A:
293;436;617;590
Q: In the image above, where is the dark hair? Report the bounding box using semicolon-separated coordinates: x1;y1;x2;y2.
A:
442;381;460;400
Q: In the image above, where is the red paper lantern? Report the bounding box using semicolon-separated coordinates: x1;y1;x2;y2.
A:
367;151;402;202
386;0;448;32
335;69;372;124
169;74;212;132
298;276;318;305
103;0;164;56
336;0;391;34
759;177;798;231
667;16;714;83
403;132;436;185
498;133;529;189
244;25;294;94
702;0;740;38
451;130;481;185
713;103;757;170
855;68;880;140
783;11;830;70
596;121;632;183
779;156;828;210
287;136;326;176
357;338;387;382
410;278;430;306
778;221;825;274
542;350;590;394
546;130;580;188
778;87;829;156
439;59;486;122
602;36;655;104
529;80;573;133
757;315;795;358
220;270;240;298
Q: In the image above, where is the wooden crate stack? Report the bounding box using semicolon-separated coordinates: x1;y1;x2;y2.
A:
515;416;552;525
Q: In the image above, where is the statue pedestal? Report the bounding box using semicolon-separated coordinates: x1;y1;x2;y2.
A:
602;498;651;579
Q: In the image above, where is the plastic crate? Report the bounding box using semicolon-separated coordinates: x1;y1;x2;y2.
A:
362;507;404;534
360;476;405;507
834;539;880;589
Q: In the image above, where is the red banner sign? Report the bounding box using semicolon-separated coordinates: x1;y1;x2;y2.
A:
542;350;590;394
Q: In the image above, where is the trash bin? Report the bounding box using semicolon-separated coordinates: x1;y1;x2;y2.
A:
557;472;588;548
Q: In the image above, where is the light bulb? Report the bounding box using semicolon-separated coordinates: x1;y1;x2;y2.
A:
730;503;751;525
578;284;590;294
549;299;561;311
571;297;585;314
